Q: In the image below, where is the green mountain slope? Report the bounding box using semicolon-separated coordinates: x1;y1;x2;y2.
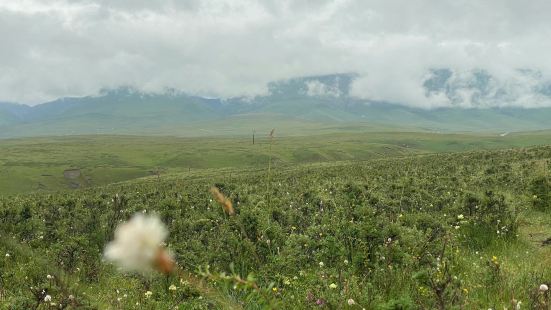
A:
2;74;551;138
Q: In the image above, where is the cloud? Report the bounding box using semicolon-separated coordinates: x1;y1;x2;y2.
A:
305;80;341;97
1;0;551;108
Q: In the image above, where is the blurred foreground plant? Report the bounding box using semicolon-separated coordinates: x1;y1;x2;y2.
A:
103;213;243;309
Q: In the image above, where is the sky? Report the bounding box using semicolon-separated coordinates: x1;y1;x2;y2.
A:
1;0;551;108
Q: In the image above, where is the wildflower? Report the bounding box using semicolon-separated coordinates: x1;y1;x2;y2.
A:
344;259;349;265
5;253;9;258
540;284;549;292
47;274;53;280
512;299;521;310
457;214;464;220
144;291;153;298
104;214;174;274
272;287;278;292
319;261;324;267
329;283;338;289
44;295;52;302
169;284;177;291
454;225;460;230
316;298;326;306
347;298;355;305
210;187;234;216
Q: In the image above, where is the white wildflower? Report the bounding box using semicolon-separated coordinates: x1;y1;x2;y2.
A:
512;299;521;310
347;298;355;305
169;284;177;291
319;261;324;267
104;214;173;273
457;214;464;220
5;253;10;258
540;284;549;292
329;283;338;289
44;295;52;302
144;291;153;298
46;275;53;280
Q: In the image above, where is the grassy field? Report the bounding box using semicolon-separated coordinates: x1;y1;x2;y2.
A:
0;145;550;309
1;130;550;195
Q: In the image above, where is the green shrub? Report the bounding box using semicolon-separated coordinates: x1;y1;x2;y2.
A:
531;176;551;212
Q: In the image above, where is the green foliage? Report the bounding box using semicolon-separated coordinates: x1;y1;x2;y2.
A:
531;176;551;212
0;146;550;308
458;191;518;248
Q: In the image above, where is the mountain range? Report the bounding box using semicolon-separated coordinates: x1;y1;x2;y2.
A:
1;73;551;139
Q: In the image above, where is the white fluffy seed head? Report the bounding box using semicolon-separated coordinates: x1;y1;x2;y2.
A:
104;214;168;272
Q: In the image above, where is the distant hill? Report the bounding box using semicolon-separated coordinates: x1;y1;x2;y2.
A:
1;73;551;138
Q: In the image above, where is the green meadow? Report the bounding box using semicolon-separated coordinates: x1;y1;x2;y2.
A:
1;130;550;195
1;141;550;309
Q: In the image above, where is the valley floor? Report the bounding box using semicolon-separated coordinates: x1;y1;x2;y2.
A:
1;130;551;195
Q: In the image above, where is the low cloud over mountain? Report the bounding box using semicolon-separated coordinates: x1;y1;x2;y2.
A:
2;0;551;108
2;74;551;138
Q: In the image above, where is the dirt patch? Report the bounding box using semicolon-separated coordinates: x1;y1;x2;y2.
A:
63;169;81;179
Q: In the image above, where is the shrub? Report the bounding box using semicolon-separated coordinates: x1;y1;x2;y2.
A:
531;176;551;212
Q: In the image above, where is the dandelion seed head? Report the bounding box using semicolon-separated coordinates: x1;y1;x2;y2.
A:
104;214;171;273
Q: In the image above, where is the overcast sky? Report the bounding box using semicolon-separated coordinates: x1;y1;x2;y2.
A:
1;0;551;108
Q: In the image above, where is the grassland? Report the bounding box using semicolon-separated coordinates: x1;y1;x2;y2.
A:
0;144;550;309
1;130;551;195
